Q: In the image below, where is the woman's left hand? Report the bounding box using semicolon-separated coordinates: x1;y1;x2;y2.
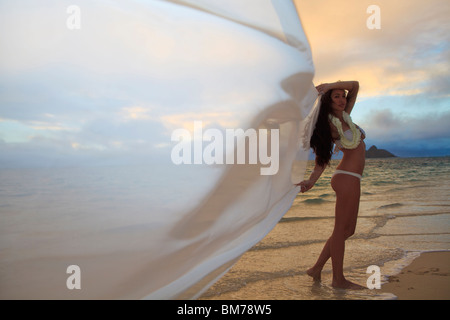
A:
316;83;330;95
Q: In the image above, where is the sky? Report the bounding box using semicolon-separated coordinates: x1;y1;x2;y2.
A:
295;0;450;157
0;0;449;168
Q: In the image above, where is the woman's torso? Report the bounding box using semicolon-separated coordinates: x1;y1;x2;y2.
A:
331;124;366;175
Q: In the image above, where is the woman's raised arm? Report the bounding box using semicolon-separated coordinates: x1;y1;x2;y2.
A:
316;81;359;114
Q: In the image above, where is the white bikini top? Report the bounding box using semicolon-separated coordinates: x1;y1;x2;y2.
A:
335;127;366;151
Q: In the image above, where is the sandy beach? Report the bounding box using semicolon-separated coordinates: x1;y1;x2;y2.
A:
201;158;450;300
382;251;450;300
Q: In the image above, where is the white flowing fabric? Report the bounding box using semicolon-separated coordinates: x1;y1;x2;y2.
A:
0;0;319;299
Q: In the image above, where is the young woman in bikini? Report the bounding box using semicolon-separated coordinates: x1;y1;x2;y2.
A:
297;81;366;290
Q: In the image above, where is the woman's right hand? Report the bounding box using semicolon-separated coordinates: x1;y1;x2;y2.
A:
296;180;315;193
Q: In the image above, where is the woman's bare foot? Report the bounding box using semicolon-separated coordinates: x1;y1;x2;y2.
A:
307;267;322;282
332;279;366;290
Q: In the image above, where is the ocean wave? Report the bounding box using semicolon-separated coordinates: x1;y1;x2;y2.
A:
319;193;333;198
302;198;330;205
10;192;34;198
369;180;392;186
377;203;404;210
279;216;333;223
251;239;324;251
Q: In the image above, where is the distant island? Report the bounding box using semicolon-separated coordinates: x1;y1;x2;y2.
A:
366;145;397;158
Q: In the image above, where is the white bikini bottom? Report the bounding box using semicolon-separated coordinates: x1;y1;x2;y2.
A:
332;169;363;180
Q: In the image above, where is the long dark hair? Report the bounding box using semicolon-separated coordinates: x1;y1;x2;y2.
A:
310;91;334;167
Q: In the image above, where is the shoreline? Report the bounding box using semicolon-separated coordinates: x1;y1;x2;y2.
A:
381;251;450;300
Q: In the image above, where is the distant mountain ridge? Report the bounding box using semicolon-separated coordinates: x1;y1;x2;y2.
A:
366;145;397;158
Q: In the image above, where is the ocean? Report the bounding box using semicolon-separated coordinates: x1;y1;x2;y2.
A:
0;157;449;299
201;157;450;300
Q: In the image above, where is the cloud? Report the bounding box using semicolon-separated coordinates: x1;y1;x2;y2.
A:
1;0;448;166
295;0;450;98
120;107;153;121
1;0;314;168
361;109;450;146
0;115;172;168
293;0;450;157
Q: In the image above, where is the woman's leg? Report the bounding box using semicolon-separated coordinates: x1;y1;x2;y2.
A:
307;173;363;289
330;174;363;288
307;239;331;281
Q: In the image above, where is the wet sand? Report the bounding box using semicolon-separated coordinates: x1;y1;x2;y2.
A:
382;251;450;300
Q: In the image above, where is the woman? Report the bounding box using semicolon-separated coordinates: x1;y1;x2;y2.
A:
297;81;366;289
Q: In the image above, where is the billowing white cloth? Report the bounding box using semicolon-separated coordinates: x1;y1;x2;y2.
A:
0;0;319;299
